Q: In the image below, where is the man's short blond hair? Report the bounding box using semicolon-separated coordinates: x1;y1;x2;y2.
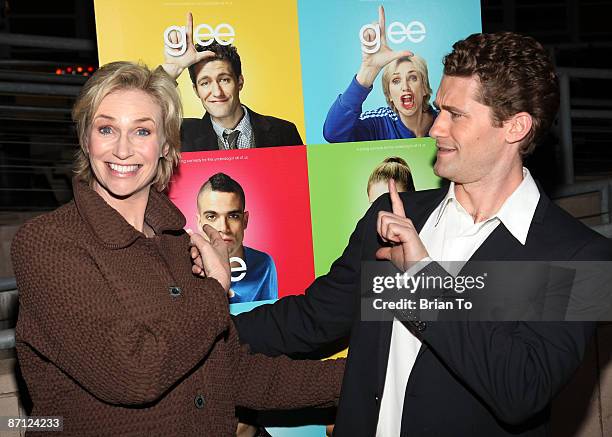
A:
367;156;415;194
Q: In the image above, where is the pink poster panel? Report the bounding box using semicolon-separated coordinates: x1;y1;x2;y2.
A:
168;146;314;297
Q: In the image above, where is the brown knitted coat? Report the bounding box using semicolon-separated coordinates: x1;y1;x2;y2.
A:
11;179;344;436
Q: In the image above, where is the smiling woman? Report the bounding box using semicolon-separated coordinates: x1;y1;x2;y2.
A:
73;63;181;191
10;62;344;436
86;90;165;225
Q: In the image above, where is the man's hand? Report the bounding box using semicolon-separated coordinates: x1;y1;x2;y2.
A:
375;179;428;271
356;5;413;88
188;225;231;293
236;423;258;437
162;12;216;80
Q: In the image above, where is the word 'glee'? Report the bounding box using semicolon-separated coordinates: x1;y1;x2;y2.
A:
359;20;426;54
164;23;235;57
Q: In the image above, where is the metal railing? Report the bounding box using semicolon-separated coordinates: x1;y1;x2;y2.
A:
0;33;95;52
0;278;17;350
552;178;612;238
557;67;612;185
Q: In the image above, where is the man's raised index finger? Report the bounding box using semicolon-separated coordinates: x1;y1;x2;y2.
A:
388;178;406;217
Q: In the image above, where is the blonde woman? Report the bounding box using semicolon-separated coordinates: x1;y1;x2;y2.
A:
11;62;343;436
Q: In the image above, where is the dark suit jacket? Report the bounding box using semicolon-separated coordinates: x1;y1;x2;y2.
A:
235;186;612;436
180;107;303;152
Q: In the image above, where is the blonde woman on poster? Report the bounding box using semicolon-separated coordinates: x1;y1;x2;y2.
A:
323;6;436;142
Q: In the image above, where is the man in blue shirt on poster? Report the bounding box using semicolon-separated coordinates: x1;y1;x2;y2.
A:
197;172;278;303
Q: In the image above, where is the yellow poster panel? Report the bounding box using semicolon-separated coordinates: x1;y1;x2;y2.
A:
94;0;305;139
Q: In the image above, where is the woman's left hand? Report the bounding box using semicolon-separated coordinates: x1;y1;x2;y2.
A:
188;225;231;292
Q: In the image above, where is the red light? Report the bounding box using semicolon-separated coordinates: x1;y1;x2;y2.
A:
87;66;94;72
83;72;89;76
66;67;73;73
55;68;62;75
77;66;83;73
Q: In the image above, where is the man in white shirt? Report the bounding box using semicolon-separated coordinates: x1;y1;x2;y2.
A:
372;33;545;433
228;32;612;436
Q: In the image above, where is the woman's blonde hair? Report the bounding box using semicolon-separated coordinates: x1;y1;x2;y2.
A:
381;54;432;113
367;156;415;195
72;61;182;191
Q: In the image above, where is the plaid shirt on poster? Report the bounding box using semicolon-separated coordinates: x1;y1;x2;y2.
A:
211;106;255;150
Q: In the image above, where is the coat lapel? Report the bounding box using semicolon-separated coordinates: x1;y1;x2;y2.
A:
192;113;219;151
247;107;271;148
376;187;448;392
412;187;550;364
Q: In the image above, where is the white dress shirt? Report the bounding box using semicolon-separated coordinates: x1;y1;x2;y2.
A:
375;168;540;436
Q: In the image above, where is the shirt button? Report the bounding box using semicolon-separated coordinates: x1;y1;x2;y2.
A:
194;394;205;409
169;286;182;297
416;321;427;332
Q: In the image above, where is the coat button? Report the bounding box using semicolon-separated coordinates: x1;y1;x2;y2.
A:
169;286;182;297
194;394;205;409
375;395;380;403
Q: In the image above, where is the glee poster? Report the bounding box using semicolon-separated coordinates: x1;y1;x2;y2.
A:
168;146;315;307
94;1;481;434
298;0;481;144
308;137;441;276
94;0;306;140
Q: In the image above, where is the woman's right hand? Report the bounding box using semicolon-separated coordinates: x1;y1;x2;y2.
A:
188;225;231;293
356;5;413;88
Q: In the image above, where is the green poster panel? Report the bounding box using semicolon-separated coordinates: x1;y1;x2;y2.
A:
308;139;441;276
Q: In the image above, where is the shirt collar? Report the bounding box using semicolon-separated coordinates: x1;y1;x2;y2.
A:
434;185;457;225
435;168;540;245
72;177;186;249
211;105;250;138
495;168;540;245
